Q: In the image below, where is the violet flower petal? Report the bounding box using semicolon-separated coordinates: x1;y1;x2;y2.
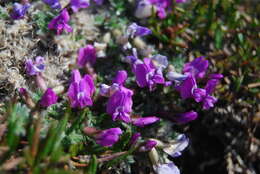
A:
48;9;72;35
173;111;198;124
183;56;209;79
43;0;61;9
132;116;160;127
95;128;123;147
70;0;89;12
77;45;96;67
40;88;58;107
11;2;30;20
112;70;128;86
155;162;180;174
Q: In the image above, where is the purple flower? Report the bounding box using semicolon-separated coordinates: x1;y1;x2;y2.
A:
106;87;133;123
130;132;141;145
43;0;61;9
166;71;188;84
77;45;96;67
93;0;104;5
202;95;217;110
99;83;119;97
175;0;187;3
132;116;160;127
48;9;72;35
173;111;198;124
148;0;172;19
67;70;95;108
112;70;128;86
25;56;45;76
202;74;223;110
40;88;58;107
11;2;30;20
133;58;165;90
95;128;123;147
126;23;152;38
155;162;180;174
135;0;153;19
183;57;209;79
151;54;168;69
140;140;157;151
192;88;206;102
70;0;89;12
163;134;189;157
175;75;196;99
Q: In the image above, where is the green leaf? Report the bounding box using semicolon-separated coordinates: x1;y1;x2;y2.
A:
85;155;98;174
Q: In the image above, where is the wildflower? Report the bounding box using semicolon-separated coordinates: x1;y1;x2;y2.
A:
10;2;30;20
40;88;58;107
106;87;133;123
77;45;96;67
112;70;128;86
175;0;186;3
140;140;157;151
173;111;198;124
95;128;123;147
133;58;165;90
130;132;141;145
183;57;209;79
70;0;89;12
135;0;153;19
99;83;119;97
154;162;180;174
93;0;104;5
43;0;61;9
148;0;172;19
25;56;45;76
202;74;223;110
48;9;72;35
151;54;169;69
126;23;152;38
132;116;160;127
166;71;188;85
67;70;95;108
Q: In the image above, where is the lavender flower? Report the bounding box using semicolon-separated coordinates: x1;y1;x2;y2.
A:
40;88;58;107
151;54;169;69
48;9;72;35
155;162;180;174
95;128;123;147
133;58;165;90
176;0;187;3
148;0;172;19
43;0;61;9
67;70;95;108
202;74;223;110
175;75;196;99
140;140;157;151
25;56;45;76
130;132;141;145
106;87;133;123
135;0;153;19
127;23;152;38
202;95;217;110
183;57;209;79
99;83;119;97
93;0;104;5
112;70;128;86
132;116;160;127
11;2;30;20
173;111;198;124
70;0;89;12
163;134;189;158
77;45;96;67
166;71;188;85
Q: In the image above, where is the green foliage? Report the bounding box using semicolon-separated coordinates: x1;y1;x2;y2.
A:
33;11;57;33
